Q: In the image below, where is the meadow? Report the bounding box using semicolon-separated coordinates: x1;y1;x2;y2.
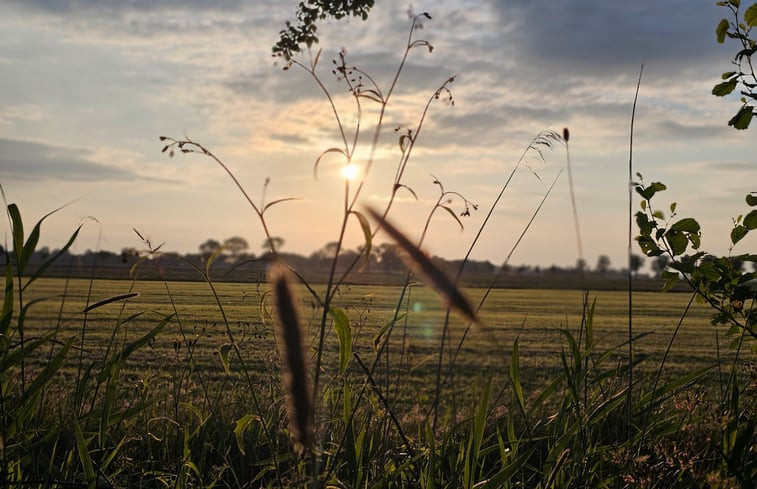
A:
20;277;723;400
7;273;752;487
3;2;756;487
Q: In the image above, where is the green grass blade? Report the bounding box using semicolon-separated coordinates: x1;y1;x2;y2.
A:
509;338;526;419
120;314;173;360
472;378;491;462
350;210;373;271
329;306;352;375
73;416;96;489
7;204;25;273
23;225;82;291
234;414;261;456
0;263;14;336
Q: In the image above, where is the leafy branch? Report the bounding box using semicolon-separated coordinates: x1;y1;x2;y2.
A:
634;174;757;342
713;1;757;129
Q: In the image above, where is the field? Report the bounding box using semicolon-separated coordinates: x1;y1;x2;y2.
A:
6;267;755;488
19;276;726;410
16;279;730;428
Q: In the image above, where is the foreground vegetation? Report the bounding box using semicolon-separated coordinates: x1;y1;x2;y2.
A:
2;1;756;487
3;254;755;487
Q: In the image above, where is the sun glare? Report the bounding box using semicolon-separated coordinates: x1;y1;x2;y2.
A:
341;163;360;181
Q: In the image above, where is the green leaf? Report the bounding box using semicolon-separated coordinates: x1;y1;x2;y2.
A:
350;210;372;271
23;225;82;291
17;336;73;410
372;313;406;350
670;217;700;233
636;181;667;201
234;414;261;456
744;209;757;230
219;343;232;374
732;225;749;244
636;236;662;256
510;339;526;417
471;378;491;462
661;279;677;293
665;230;688;256
695;260;721;281
713;78;739;96
688;232;701;249
121;314;172;360
746;193;757;206
716;18;730;43
728;0;740;8
722;71;738;79
661;270;679;292
329;306;352;375
635;211;657;237
728;105;754;129
74;417;96;489
8;204;25;273
745;3;757;26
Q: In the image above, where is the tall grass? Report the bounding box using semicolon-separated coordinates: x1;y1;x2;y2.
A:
1;10;755;489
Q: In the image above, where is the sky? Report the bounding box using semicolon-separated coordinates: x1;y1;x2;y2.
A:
0;0;755;272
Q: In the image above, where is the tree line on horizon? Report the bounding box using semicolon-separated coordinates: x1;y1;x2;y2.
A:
4;235;747;279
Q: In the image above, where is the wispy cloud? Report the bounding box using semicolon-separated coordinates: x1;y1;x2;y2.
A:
0;138;175;183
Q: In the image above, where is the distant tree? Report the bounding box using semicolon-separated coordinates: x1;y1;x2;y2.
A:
575;258;587;273
38;246;50;260
377;242;403;272
199;239;221;257
629;254;645;275
596;254;611;274
223;236;249;257
262;236;285;253
315;241;340;260
651;255;670;278
121;247;138;263
356;244;380;270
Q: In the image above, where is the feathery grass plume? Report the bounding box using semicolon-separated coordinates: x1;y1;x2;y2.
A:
366;207;479;325
268;261;313;454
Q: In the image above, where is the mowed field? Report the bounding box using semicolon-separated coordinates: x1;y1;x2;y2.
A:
17;277;727;411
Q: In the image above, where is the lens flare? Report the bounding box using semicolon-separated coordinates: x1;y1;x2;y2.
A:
341;163;359;181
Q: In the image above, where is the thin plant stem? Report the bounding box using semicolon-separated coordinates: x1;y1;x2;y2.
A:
627;64;644;436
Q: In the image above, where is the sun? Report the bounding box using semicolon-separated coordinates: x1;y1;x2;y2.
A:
341;163;360;181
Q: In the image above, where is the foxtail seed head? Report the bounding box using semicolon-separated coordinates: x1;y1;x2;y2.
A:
268;261;312;455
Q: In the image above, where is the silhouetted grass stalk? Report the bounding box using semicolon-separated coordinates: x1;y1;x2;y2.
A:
627;65;644;435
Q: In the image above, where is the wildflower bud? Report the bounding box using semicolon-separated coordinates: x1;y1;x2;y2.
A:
563;127;570;142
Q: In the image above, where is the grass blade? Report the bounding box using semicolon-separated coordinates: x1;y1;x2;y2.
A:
329;306;352;375
74;416;96;489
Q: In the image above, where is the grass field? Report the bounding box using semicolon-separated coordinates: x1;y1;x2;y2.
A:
19;276;726;408
7;273;754;488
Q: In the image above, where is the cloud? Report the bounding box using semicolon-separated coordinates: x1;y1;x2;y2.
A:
5;0;243;14
490;0;729;77
0;138;174;183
